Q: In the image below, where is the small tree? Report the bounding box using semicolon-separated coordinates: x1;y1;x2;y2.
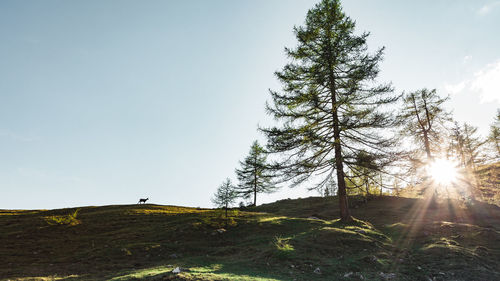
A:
461;123;486;171
392;178;402;197
345;150;383;197
448;122;485;170
235;141;276;206
488;109;500;161
448;121;467;167
322;177;337;197
212;178;238;219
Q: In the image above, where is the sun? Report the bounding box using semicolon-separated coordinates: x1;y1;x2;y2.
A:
426;158;458;185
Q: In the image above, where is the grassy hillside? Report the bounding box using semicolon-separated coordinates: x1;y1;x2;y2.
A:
1;196;500;281
476;162;500;205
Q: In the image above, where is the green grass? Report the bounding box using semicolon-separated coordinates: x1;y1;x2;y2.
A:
1;196;500;280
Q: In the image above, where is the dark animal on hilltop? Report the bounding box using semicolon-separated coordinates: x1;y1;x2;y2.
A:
138;198;149;204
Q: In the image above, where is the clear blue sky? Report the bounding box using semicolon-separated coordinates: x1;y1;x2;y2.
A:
1;0;499;209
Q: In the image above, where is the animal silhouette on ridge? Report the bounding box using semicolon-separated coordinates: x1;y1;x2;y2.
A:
138;198;149;204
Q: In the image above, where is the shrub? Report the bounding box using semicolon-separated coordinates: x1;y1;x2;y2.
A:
273;236;295;259
44;209;80;226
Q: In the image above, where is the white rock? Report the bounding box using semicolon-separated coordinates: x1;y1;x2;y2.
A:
344;272;354;278
314;267;321;274
172;267;181;274
379;272;397;280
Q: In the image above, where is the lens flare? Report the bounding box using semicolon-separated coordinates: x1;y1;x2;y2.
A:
426;158;458;185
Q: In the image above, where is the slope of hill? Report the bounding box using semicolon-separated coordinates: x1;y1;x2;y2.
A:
1;196;499;281
476;162;500;205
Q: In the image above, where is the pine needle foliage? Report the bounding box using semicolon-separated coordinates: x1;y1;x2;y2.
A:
488;109;500;160
448;122;486;170
235;141;275;206
260;0;398;221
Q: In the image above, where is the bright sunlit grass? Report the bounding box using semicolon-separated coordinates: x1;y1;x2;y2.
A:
426;158;458;185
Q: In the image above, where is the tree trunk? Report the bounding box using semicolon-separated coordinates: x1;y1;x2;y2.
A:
253;167;257;206
325;26;350;222
336;165;350;221
423;130;432;159
224;205;228;227
333;118;351;221
459;147;466;168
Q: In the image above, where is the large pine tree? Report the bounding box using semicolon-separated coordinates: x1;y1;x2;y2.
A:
235;141;275;206
261;0;398;221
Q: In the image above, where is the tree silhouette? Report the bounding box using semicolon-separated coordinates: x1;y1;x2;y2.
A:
261;0;398;221
212;178;238;219
235;141;275;206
